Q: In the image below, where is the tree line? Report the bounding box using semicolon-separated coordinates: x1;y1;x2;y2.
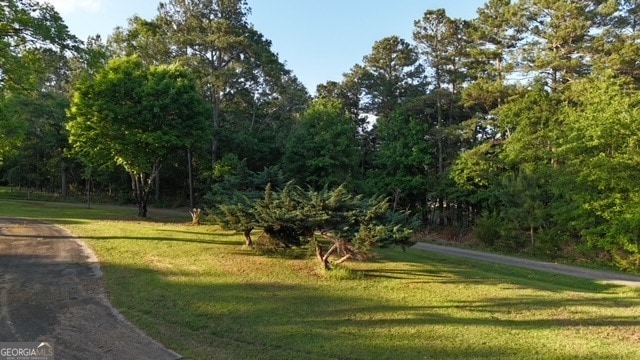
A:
1;0;639;270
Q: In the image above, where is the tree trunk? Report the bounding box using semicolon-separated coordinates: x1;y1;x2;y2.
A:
211;94;221;170
131;160;161;218
315;243;330;270
155;168;160;203
138;197;148;217
392;188;401;212
60;160;67;200
131;172;152;218
85;179;92;209
530;226;535;247
190;208;202;225
316;241;342;270
244;228;253;247
334;254;353;265
187;148;194;209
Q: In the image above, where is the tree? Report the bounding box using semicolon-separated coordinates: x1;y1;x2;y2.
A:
316;79;362;121
497;81;562;167
590;0;640;85
214;181;418;270
158;0;308;170
0;0;80;92
282;99;359;189
0;0;79;165
453;80;564;250
557;74;640;270
370;109;435;212
0;91;69;193
352;36;426;118
205;154;285;246
414;9;471;177
67;56;211;217
108;16;172;66
0;95;27;165
463;0;525;113
517;0;613;88
316;76;377;184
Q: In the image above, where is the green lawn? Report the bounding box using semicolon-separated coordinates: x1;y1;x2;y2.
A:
1;199;639;359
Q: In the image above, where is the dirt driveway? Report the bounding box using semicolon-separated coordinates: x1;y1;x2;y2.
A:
0;217;181;359
413;242;640;287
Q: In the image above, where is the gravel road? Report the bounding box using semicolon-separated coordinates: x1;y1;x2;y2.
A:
413;242;640;287
0;217;181;359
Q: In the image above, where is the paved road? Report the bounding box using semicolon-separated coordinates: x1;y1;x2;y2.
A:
413;242;640;287
0;218;181;360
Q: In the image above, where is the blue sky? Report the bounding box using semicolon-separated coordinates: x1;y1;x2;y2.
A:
46;0;487;93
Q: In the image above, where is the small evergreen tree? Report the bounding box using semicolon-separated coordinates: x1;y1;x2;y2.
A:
205;154;285;246
211;181;419;270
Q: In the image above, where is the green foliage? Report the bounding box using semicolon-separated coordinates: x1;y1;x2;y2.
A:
283;99;359;189
354;35;425;117
158;0;309;166
370;109;435;210
457;73;640;270
0;91;69;189
0;0;79;167
498;82;562;166
451;141;505;202
68;56;210;173
473;212;502;247
211;180;419;266
556;75;640;265
519;0;607;87
67;56;211;216
0;95;28;165
0;0;80;93
206;157;286;244
253;182;316;248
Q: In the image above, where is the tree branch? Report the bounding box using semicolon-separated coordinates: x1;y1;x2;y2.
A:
322;242;339;263
334;254;353;265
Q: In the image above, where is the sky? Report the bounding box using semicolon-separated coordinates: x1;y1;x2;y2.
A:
45;0;488;93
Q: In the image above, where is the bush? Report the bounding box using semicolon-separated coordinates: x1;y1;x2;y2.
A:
614;252;640;274
474;212;502;247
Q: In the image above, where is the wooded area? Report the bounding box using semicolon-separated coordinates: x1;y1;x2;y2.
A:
1;0;639;270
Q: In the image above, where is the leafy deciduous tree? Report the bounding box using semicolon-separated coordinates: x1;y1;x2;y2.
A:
67;56;211;217
282;99;359;189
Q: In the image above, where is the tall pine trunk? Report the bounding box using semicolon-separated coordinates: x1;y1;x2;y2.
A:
187;148;195;209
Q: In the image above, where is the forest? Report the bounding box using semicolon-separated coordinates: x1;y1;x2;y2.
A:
1;0;639;271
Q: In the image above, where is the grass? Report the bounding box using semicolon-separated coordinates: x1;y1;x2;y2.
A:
1;199;639;359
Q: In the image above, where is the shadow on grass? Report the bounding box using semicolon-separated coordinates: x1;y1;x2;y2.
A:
0;220;242;246
0;199;189;223
0;232;242;246
2;227;640;359
102;262;640;360
361;248;632;294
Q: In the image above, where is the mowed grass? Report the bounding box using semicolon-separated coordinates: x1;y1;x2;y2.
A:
1;199;639;359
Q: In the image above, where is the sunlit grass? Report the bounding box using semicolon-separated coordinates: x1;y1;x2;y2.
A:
1;199;639;359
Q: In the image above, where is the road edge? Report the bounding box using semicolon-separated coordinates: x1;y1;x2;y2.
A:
53;221;184;360
412;242;640;287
